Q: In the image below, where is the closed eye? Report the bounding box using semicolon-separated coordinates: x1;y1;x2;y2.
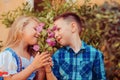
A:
34;28;37;31
34;26;38;31
57;28;61;31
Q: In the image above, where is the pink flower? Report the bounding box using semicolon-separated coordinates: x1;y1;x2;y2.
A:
39;23;45;27
46;38;56;47
36;26;43;33
48;32;55;38
32;23;57;53
47;29;55;38
47;28;51;33
36;23;45;33
33;44;40;51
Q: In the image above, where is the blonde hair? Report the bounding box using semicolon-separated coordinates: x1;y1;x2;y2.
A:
4;15;40;48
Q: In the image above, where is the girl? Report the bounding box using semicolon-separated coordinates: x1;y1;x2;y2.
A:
0;16;51;80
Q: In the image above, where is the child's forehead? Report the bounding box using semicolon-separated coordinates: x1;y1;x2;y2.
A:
53;22;63;28
29;20;39;25
30;19;39;23
53;24;60;29
54;18;64;24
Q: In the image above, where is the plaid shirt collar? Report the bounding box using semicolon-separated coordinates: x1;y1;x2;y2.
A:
65;41;86;54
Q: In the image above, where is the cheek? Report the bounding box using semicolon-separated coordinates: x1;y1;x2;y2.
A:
62;32;71;41
22;32;33;41
22;32;29;37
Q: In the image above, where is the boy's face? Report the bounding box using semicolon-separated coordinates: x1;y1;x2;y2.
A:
54;18;73;46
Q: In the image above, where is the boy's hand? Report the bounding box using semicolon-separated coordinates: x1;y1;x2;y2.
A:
45;57;53;73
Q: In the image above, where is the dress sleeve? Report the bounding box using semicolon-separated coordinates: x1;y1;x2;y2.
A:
0;51;18;76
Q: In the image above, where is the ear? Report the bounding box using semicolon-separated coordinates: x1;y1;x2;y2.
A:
71;22;77;33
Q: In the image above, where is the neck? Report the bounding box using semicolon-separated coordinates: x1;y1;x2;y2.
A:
11;41;31;59
69;34;82;53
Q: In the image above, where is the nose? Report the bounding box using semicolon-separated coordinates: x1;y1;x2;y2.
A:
54;31;58;39
37;31;40;36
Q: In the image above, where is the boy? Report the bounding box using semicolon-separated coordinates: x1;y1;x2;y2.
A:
45;12;106;80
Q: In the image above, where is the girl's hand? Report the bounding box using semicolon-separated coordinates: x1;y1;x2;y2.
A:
31;52;50;70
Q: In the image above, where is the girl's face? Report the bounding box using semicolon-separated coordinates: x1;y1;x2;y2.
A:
22;20;39;45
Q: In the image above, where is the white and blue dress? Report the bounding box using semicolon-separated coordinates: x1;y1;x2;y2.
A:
0;48;36;80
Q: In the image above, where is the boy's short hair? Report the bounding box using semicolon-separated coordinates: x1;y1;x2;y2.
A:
53;12;82;30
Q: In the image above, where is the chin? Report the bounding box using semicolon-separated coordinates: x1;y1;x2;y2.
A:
59;42;67;46
30;41;37;45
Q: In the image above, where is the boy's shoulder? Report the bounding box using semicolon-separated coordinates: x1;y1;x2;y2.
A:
52;46;67;57
82;41;99;50
54;46;66;53
82;41;103;55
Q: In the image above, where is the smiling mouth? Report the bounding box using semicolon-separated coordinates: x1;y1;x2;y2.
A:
57;38;61;42
34;35;39;38
34;36;38;39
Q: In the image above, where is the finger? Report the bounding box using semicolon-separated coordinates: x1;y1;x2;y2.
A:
48;57;52;62
34;53;40;58
39;52;50;58
40;54;50;61
41;51;49;55
49;62;53;67
41;57;50;63
48;60;53;67
42;62;50;67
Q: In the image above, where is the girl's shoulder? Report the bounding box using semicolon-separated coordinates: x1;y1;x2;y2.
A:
0;48;13;58
0;48;18;75
0;48;18;65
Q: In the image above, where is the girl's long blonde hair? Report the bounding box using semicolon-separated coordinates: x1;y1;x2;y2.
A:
4;15;40;50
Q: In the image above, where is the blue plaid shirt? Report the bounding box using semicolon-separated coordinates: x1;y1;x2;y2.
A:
52;41;106;80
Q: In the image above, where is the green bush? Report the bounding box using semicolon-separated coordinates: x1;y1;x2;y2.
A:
76;1;120;80
1;0;120;80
